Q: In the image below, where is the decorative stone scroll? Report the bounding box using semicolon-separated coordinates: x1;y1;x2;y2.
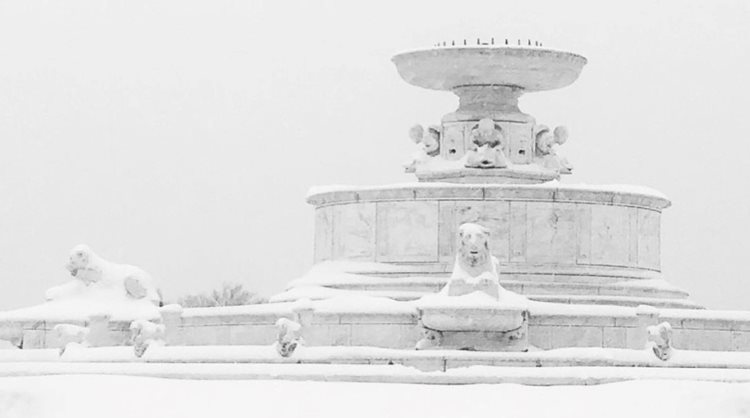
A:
534;125;572;174
404;124;441;173
647;321;674;361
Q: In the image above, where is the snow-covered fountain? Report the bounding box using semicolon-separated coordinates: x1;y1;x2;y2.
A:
2;40;750;384
276;43;695;310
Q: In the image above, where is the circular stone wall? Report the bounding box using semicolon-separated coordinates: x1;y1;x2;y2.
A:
302;183;697;308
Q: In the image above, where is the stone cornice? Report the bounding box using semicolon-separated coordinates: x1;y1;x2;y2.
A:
306;183;671;211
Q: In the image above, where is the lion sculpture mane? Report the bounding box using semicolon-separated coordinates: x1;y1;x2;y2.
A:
442;223;504;300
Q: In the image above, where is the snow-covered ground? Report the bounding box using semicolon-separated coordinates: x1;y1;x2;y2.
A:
0;375;748;418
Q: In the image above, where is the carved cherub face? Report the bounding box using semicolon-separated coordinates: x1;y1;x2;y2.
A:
458;223;491;268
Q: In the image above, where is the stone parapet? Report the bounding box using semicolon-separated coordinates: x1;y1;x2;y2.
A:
307;184;671;209
5;303;750;352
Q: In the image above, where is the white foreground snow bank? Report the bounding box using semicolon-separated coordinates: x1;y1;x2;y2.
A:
0;375;748;418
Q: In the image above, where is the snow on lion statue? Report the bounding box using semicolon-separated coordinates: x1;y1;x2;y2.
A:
441;223;504;300
45;244;162;306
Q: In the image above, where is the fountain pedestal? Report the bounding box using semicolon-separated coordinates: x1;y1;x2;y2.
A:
416;294;529;351
393;45;586;184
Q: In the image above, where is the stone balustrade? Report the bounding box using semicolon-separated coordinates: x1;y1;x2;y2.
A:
4;302;749;353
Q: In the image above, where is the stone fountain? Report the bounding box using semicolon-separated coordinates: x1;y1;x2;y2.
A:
2;40;750;381
395;42;583;182
277;40;698;311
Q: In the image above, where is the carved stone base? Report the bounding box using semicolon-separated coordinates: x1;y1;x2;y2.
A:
416;322;528;351
415;167;560;184
415;298;530;351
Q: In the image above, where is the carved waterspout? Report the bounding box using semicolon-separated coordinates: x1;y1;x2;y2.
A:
465;118;508;169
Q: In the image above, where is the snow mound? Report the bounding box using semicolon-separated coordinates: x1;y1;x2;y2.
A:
1;375;749;418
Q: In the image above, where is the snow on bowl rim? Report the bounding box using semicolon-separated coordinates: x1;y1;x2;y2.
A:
305;182;671;210
391;47;588;92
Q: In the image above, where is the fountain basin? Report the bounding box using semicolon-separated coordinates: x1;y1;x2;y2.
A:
392;47;587;92
299;182;692;308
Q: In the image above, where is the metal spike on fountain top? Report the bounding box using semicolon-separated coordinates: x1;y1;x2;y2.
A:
392;40;587;184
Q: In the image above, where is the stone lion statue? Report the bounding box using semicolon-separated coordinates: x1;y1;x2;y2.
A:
46;244;162;305
0;325;24;349
64;245;103;285
442;223;503;299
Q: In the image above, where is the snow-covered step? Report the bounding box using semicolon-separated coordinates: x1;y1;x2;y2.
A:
1;361;750;386
323;279;690;300
6;345;750;372
527;295;703;309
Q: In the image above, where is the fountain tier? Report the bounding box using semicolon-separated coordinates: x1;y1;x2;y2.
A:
276;183;697;309
394;46;587;184
273;43;697;309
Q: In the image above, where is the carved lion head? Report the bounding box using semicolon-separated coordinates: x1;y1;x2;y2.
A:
457;223;491;268
65;244;94;276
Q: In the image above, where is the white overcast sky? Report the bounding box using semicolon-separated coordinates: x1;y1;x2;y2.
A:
0;0;748;310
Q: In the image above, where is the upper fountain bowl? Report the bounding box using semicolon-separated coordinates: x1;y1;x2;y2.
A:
392;47;587;92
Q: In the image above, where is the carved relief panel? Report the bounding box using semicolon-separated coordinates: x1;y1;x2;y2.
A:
332;203;376;261
376;201;439;262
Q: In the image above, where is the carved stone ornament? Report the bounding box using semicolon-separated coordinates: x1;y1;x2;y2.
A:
404;124;441;173
465;118;508;169
443;223;502;299
647;321;674;361
276;317;304;357
130;319;166;358
534;125;572;174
